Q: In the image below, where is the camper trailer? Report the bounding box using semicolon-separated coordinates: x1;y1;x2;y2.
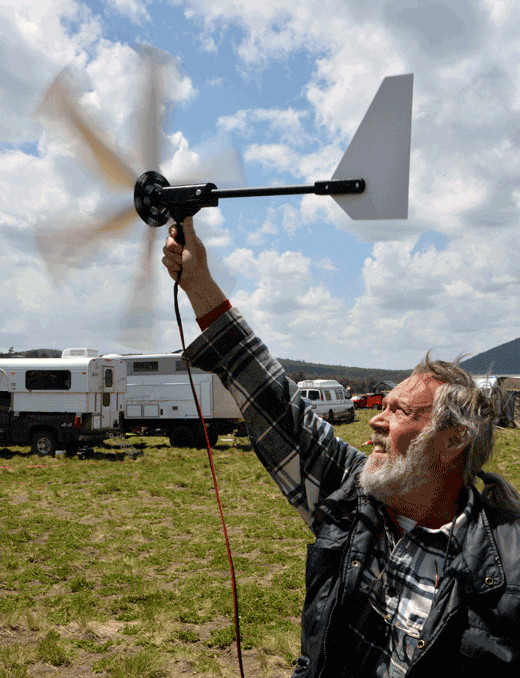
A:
0;353;126;455
103;353;244;447
298;379;356;423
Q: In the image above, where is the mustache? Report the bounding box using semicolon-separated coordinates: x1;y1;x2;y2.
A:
370;433;390;452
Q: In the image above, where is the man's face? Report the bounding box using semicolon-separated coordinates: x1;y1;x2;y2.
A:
359;373;445;500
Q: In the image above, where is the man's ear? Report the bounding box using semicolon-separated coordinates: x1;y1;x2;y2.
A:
438;426;468;465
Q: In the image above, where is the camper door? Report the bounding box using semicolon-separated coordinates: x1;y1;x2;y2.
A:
101;365;116;428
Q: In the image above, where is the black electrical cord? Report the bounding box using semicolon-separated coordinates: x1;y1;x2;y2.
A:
173;271;245;678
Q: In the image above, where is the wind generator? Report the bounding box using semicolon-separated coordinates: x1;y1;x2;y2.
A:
35;46;413;349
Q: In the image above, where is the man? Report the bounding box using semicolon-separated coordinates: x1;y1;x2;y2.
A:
162;217;520;677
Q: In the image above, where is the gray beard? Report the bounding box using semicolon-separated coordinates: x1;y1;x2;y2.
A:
359;424;439;502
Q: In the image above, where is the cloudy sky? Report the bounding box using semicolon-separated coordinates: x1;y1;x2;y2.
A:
1;0;520;369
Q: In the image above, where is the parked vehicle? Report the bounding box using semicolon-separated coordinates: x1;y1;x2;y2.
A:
298;379;356;423
0;352;126;455
103;352;245;448
352;392;383;409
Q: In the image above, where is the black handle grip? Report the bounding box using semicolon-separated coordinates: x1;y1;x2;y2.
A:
173;220;185;247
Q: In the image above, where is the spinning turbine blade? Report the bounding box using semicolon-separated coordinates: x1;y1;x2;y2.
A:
167;133;247;189
131;45;178;172
332;73;413;220
119;46;174;349
36;67;138;191
35;204;138;282
33;46;248;352
120;227;159;350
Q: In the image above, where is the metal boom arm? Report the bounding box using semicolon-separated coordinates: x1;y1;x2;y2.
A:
134;171;365;228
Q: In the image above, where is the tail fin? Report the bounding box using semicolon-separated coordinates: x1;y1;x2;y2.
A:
332;73;413;220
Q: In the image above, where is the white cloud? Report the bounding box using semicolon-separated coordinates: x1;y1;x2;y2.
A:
218;107;308;143
106;0;151;24
315;257;337;272
244;143;300;173
0;0;101;143
223;247;350;356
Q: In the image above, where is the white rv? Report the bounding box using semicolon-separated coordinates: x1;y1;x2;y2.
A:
0;353;126;455
298;379;356;423
103;352;244;448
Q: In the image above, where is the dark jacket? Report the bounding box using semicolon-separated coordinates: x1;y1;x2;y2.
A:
299;464;520;677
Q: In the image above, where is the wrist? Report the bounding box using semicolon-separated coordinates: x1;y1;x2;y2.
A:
184;277;227;319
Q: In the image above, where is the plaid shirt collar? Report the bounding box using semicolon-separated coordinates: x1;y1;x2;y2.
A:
365;483;477;553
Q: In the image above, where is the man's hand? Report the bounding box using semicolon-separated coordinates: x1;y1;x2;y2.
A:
162;216;227;319
162;217;208;292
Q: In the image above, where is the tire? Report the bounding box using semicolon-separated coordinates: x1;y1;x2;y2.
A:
327;409;334;423
169;426;195;448
371;404;379;409
192;428;219;448
31;430;57;456
208;430;219;448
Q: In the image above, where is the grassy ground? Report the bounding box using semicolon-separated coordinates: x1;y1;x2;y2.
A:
1;410;519;678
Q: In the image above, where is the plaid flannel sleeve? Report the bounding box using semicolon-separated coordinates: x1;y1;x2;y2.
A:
184;307;366;529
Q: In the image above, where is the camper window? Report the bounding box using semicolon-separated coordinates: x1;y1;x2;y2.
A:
133;361;159;373
307;390;320;401
104;369;113;387
26;370;71;391
324;390;332;401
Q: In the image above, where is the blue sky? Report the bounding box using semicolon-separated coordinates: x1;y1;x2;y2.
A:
1;0;520;369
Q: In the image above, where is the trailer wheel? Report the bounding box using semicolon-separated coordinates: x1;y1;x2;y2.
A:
169;426;194;448
31;430;57;456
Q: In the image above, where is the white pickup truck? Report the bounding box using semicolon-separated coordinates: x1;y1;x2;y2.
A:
0;353;126;455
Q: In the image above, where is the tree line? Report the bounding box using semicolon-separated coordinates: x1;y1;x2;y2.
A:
0;348;62;359
278;358;412;395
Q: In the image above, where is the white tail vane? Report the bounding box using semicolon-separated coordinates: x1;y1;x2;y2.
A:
332;73;413;220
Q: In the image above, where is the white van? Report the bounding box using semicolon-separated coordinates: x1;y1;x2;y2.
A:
298;379;356;423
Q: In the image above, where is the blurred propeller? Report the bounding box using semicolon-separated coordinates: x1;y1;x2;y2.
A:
34;45;246;350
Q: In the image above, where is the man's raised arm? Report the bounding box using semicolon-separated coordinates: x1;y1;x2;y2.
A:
161;216;365;528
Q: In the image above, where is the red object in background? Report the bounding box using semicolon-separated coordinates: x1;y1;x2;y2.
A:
352;393;383;410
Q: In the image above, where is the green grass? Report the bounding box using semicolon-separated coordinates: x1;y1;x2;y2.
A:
1;413;519;677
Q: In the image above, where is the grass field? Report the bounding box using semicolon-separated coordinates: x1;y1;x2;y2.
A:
1;410;519;678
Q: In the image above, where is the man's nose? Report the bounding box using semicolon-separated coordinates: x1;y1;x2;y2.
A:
369;410;387;431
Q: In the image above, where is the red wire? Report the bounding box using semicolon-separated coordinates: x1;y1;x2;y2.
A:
173;275;245;678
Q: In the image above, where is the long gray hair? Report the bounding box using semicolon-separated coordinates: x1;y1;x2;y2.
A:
413;352;520;520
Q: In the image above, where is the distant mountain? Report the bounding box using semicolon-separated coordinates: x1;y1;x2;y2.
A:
277;357;412;392
460;337;520;375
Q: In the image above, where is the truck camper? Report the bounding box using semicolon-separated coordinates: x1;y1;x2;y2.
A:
0;353;126;455
298;379;356;423
103;352;244;448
